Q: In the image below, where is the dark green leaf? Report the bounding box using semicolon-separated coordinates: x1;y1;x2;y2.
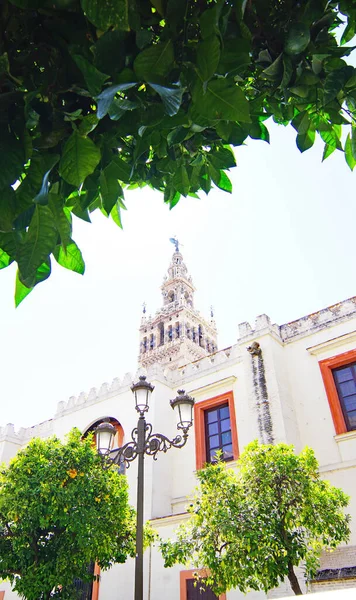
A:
33;162;58;206
345;134;356;170
13;205;35;231
59;132;101;188
322;144;336;161
319;128;342;150
169;191;180;209
79;114;100;136
200;164;211;194
100;162;124;214
0;186;17;232
112;157;131;183
136;28;154;50
173;165;190;196
0;248;12;269
0;129;24;190
167;127;188;147
208;147;236;169
48;194;72;249
72;55;109;96
248;122;270;143
212;169;232;193
108;100;126;121
296;128;315;152
281;55;293;88
284;23;310;55
341;22;355;45
324;66;354;104
200;3;222;39
96;82;137;119
195;79;250;123
134;40;174;80
80;0;129;31
110;202;123;228
17;206;58;288
197;35;221;81
148;83;183;116
53;241;85;274
0;232;17;260
16;154;59;212
351;126;356;159
291;111;310;135
93;30;126;74
15;261;51;307
263;54;283;80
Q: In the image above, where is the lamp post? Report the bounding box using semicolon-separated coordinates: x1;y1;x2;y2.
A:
95;376;195;600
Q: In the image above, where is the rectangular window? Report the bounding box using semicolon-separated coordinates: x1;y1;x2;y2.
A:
333;363;356;430
204;404;233;463
319;348;356;434
194;392;239;470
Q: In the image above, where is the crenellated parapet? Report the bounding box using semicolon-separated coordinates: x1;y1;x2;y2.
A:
238;297;356;345
54;364;173;418
0;419;54;444
280;296;356;341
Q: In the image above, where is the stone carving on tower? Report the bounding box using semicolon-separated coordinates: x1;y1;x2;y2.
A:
138;240;218;370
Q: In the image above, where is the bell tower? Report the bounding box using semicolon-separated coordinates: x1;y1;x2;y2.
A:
138;241;218;370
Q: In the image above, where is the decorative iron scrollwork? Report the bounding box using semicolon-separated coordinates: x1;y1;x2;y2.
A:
106;420;188;470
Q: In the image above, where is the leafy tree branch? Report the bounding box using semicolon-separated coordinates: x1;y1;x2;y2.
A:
160;441;351;596
0;429;154;600
1;0;356;303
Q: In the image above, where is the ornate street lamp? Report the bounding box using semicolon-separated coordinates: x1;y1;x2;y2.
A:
95;376;195;600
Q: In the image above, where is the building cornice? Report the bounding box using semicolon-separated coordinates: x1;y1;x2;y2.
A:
307;330;356;355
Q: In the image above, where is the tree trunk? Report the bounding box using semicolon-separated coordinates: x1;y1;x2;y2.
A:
287;562;303;595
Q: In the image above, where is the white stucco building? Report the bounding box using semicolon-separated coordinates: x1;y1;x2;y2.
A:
1;247;356;599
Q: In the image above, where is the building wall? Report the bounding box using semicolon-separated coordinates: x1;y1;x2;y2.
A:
1;299;356;598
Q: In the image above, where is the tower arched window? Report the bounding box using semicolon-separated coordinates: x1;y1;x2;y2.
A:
168;291;175;303
142;337;147;353
158;322;165;346
150;333;155;350
198;325;203;347
175;321;180;338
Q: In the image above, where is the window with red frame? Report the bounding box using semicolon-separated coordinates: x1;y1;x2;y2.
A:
194;392;239;470
319;348;356;434
332;363;356;430
204;403;233;463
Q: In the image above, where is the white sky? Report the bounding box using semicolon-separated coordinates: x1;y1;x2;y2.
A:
1;121;356;429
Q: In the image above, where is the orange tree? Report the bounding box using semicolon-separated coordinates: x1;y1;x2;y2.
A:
1;0;356;303
0;429;144;599
161;442;350;596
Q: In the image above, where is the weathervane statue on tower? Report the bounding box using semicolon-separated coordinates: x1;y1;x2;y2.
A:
169;237;179;252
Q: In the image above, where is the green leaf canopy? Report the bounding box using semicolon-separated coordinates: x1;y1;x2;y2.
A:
161;442;350;597
1;0;356;301
0;429;140;599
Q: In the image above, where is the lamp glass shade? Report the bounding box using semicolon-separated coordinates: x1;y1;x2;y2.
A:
95;421;116;454
131;376;154;414
170;390;195;430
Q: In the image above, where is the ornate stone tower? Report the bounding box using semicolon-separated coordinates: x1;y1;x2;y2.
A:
138;243;218;370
